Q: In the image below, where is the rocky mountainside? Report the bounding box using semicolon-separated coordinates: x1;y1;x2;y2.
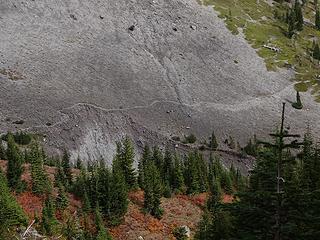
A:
0;0;319;163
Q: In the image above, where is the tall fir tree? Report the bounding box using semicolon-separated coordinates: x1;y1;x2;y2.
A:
209;130;219;150
30;142;51;195
62;149;73;187
316;8;320;30
294;0;304;31
0;170;27;238
115;137;137;190
138;145;152;189
109;158;128;225
6;133;24;191
144;160;163;219
41;196;58;236
0;140;6;160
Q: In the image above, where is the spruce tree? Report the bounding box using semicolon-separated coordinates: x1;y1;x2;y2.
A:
109;159;128;224
95;206;112;240
56;184;69;210
62;149;72;187
316;9;320;30
294;0;304;31
0;140;6;160
288;10;296;38
144;161;163;219
115;137;137;190
314;42;320;60
0;170;27;238
6;133;24;191
209;130;219;150
152;146;164;173
163;148;174;187
172;154;185;193
41;196;58;236
138;145;151;189
76;156;83;170
30;142;51;195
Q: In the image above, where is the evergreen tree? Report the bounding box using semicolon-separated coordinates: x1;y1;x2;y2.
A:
62;149;73;187
56;184;69;210
76;156;83;170
144;161;163;219
6;133;24;191
82;189;91;214
288;10;296;38
115;137;137;190
94;206;112;240
209;130;219;150
313;42;320;60
152;146;164;173
0;170;27;238
163;148;174;187
0;140;6;160
109;159;128;225
138;145;151;189
172;154;185;193
30;142;51;195
316;8;320;30
294;0;304;31
41;196;58;236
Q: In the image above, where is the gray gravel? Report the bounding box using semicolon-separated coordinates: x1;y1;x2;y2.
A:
0;0;319;166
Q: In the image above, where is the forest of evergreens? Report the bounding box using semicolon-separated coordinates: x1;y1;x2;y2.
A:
0;105;319;239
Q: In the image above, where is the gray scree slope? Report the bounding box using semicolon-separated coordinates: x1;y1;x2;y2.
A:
0;0;319;163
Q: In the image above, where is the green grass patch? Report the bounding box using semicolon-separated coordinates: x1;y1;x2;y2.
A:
203;0;320;99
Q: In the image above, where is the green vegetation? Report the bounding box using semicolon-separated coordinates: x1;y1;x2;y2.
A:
0;170;27;239
203;0;320;101
195;103;320;239
1;132;33;145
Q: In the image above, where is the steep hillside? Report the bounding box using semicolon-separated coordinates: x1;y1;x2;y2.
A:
0;0;319;162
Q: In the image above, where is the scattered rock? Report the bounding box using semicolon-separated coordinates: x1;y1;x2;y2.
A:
128;25;135;31
70;14;77;20
13;120;24;125
181;225;191;238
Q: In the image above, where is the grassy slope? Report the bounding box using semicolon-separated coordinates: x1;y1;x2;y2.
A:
203;0;320;102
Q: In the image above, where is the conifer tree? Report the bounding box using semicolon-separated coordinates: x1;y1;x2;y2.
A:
316;8;320;30
163;148;174;187
294;0;304;31
76;156;83;170
313;42;320;60
56;184;69;210
172;154;185;193
109;159;128;224
0;140;6;160
94;206;112;240
138;145;151;189
0;170;27;238
209;130;219;150
30;142;51;195
6;133;24;191
144;161;163;219
288;10;296;38
82;189;91;214
152;146;164;173
115;137;137;189
41;196;58;236
62;149;72;187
